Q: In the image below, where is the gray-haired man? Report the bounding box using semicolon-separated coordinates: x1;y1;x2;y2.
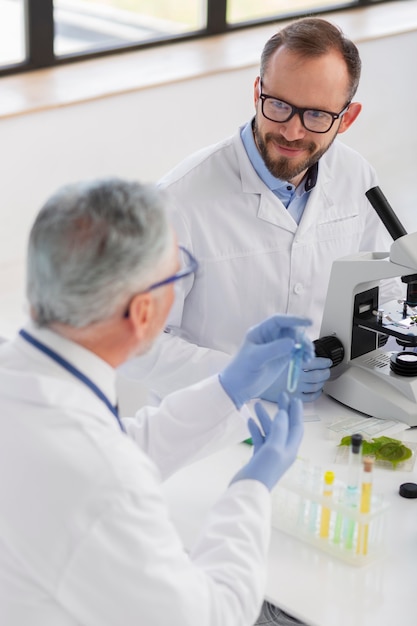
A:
0;177;311;626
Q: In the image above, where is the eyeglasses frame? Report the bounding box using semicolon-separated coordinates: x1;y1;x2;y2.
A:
258;80;350;134
123;245;198;318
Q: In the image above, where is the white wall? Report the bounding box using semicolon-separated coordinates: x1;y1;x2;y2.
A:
0;29;416;335
342;31;417;233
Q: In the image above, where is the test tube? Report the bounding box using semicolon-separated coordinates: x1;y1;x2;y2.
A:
287;342;303;393
308;466;322;533
332;484;344;545
344;433;363;549
347;433;363;489
319;471;334;539
356;457;374;555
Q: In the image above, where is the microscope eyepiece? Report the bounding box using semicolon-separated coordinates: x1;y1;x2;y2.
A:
365;186;407;240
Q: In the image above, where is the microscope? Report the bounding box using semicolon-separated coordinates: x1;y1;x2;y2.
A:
314;187;417;427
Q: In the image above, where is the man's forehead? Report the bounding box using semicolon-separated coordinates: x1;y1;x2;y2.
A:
265;45;346;74
263;47;350;104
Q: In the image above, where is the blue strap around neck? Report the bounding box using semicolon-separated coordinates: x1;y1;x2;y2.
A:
19;329;126;433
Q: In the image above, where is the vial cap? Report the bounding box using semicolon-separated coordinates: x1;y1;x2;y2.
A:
363;457;374;473
399;482;417;499
324;471;334;485
351;433;363;453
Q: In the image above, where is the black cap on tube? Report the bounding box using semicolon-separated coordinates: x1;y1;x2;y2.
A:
351;433;363;454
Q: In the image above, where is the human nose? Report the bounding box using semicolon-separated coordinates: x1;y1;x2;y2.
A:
278;112;306;141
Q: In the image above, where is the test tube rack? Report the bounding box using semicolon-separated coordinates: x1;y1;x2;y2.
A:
271;459;389;566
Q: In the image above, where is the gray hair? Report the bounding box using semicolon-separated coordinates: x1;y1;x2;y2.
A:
27;177;172;327
260;18;361;102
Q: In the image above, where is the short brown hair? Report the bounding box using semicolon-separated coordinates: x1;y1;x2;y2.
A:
260;18;361;101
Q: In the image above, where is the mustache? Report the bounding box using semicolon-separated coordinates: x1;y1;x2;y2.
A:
265;133;315;152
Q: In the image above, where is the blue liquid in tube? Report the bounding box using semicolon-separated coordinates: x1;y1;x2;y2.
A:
287;343;303;393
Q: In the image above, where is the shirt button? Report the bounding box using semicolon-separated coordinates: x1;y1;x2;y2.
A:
294;283;304;294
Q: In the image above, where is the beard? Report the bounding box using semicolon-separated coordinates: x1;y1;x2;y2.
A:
253;117;336;183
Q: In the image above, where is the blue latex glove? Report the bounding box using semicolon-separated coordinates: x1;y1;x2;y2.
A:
231;392;303;491
219;315;313;409
260;356;332;403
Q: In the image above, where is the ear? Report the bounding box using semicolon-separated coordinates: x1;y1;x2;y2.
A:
337;101;362;134
127;293;154;340
254;76;261;108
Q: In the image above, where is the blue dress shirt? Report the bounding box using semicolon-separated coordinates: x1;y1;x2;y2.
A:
240;120;317;225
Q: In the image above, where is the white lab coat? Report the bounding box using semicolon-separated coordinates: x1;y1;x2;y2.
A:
0;325;271;626
120;129;400;397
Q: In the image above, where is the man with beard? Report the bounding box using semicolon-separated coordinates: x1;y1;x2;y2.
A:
120;17;399;408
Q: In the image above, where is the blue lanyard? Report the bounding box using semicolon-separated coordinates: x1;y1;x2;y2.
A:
19;329;126;433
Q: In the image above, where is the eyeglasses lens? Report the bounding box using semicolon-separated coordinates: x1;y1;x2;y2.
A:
262;99;334;133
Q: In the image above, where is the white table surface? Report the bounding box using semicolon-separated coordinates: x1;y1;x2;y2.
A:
162;394;417;626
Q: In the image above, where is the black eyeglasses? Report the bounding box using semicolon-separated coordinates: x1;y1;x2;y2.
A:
123;245;198;318
259;80;350;134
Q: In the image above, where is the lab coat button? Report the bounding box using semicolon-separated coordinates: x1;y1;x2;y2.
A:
294;283;304;294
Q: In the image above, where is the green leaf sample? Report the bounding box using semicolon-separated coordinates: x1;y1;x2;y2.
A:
339;435;412;467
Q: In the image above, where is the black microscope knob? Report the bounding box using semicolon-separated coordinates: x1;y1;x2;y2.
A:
313;335;344;367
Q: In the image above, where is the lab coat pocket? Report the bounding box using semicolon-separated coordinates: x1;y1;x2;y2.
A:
315;213;361;245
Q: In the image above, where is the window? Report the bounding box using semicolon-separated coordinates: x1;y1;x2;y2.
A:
0;0;400;76
54;0;206;56
0;0;26;66
227;0;341;24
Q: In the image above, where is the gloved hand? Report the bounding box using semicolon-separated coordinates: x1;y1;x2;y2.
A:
260;356;332;403
219;315;313;409
231;392;303;491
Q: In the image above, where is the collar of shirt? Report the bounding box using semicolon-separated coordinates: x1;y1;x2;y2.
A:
240;120;318;222
19;320;117;407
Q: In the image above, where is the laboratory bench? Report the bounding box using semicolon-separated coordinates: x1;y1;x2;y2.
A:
162;394;417;626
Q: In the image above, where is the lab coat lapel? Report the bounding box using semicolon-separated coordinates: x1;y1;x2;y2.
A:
257;192;297;232
235;133;297;233
294;166;334;239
